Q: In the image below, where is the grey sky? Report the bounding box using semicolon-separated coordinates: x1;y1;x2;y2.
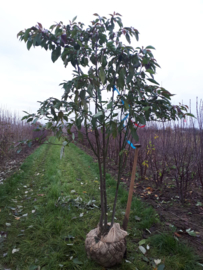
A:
1;0;203;118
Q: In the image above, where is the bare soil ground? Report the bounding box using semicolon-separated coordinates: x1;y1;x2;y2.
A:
0;142;41;185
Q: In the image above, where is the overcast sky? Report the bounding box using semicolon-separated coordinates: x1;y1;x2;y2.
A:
1;0;203;119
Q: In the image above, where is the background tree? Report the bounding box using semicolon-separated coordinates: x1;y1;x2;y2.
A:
17;12;191;236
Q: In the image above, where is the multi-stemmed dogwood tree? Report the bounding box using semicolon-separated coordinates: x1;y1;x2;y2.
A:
18;12;190;236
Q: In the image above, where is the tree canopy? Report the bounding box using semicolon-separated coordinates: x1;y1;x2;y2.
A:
17;12;191;234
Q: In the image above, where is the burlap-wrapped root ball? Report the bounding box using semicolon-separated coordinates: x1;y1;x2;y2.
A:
85;223;127;268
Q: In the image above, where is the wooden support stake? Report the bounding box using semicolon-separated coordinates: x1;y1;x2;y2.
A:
123;144;141;231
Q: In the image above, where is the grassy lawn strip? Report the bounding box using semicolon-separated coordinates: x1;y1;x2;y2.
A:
0;138;201;270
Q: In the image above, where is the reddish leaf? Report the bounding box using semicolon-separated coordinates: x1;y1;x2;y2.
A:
174;232;181;238
37;22;42;29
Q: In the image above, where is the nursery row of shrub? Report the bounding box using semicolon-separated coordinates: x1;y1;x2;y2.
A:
0;107;49;165
70;98;203;202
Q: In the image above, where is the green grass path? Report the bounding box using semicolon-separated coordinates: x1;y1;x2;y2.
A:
0;139;200;270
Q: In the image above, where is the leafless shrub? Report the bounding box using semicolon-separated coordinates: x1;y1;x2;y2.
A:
0;107;48;164
71;99;203;201
193;98;203;190
169;125;196;202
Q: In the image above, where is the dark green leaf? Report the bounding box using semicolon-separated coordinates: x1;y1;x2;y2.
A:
147;78;160;85
107;101;112;109
124;101;129;110
102;56;107;67
27;118;33;122
129;65;134;78
55;28;62;37
33;117;39;124
80;90;86;100
137;115;146;125
90;54;96;65
74;43;80;50
17;30;23;38
27;40;33;50
134;31;139;41
91;117;96;129
55;101;61;110
49;24;56;30
24;29;31;40
106;41;115;51
46;122;52;129
146;45;156;50
125;32;131;44
143;106;150;111
185;113;195;117
61;48;69;61
87;84;93;97
116;17;123;28
63;115;68;121
146;69;155;74
75;118;82;130
99;67;106;84
71;59;77;68
154;62;161;68
33;34;42;46
93;111;103;118
58;111;63;119
98;88;102;103
51;46;61;63
72;16;77;23
131;128;139;141
41;40;48;50
118;68;125;89
142;58;148;65
99;34;106;45
51;107;57;120
81;57;88;66
84;58;88;66
22;115;29;120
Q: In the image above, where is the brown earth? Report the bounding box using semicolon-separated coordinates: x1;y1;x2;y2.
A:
0;142;42;185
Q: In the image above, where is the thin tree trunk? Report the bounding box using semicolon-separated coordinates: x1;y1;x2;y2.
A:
111;154;123;227
95;128;105;233
102;124;108;232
